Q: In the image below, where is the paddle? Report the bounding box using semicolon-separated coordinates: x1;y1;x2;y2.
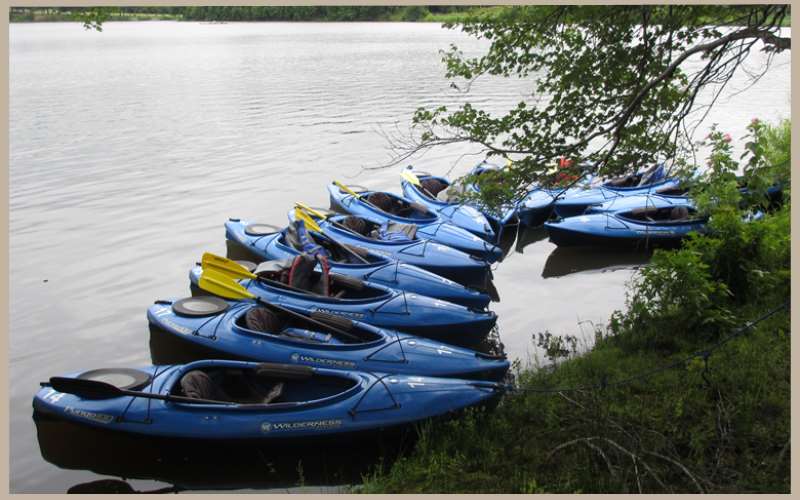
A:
295;202;331;219
294;203;382;254
293;204;371;264
46;369;308;409
333;179;407;215
333;179;368;201
199;255;363;342
202;252;328;298
402;169;437;199
293;206;323;233
47;376;229;405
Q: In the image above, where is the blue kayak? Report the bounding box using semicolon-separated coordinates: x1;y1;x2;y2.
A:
552;177;683;219
545;195;706;248
285;211;493;290
516;164;677;222
147;297;509;380
466;161;531;232
34;359;504;440
516;187;569;226
400;173;519;244
188;266;497;345
225;218;490;309
327;183;503;263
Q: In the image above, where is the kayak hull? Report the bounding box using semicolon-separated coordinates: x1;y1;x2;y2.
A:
327;183;503;263
33;360;504;441
286;212;493;290
225;219;490;309
544;211;705;248
147;299;509;380
401;175;521;244
553;178;682;218
188;266;498;346
399;178;496;241
517;188;566;226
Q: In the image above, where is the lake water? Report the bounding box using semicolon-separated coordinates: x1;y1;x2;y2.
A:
10;21;790;492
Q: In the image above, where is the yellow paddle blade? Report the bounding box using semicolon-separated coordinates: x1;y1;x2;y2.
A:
505;157;513;168
333;180;362;199
201;252;257;280
293;207;322;232
401;170;422;186
198;268;256;301
294;202;328;220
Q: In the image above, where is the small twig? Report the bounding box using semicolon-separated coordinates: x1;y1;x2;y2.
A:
643;450;705;493
599;437;643;493
775;439;790;471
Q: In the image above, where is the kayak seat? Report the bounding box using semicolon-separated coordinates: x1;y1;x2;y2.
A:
340;216;370;236
179;369;284;405
288;254;330;296
670;206;690;221
367;192;396;213
367;192;421;217
180;370;227;401
420;178;448;198
245;307;287;333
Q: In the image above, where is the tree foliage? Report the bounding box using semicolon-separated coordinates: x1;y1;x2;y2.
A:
388;5;790;208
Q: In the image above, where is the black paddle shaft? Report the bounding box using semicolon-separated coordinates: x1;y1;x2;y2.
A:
46;377;228;405
251;295;363;342
314;228;370;264
46;376;307;409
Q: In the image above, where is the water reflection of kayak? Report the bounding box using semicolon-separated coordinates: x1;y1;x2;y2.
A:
34;409;401;492
542;246;652;279
514;226;549;253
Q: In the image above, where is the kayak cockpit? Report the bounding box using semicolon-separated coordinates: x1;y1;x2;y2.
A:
253;261;394;302
603;164;666;189
362;191;437;222
279;228;382;266
619;205;706;225
170;363;360;408
414;176;453;203
334;216;420;244
233;306;383;345
654;186;689;197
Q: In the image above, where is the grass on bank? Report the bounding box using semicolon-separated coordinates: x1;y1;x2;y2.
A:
356;119;791;494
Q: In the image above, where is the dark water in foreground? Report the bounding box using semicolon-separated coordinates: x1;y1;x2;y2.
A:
10;22;790;492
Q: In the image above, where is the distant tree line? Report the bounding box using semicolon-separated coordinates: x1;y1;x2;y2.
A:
10;6;472;23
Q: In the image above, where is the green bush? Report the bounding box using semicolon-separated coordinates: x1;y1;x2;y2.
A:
357;119;790;494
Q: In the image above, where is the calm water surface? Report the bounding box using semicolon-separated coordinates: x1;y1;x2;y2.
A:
10;22;790;492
